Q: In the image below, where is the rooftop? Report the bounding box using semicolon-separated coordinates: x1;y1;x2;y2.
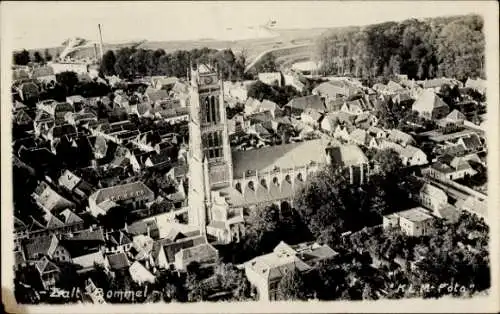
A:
232;139;328;179
89;181;154;205
412;89;449;111
107;252;130;270
394;207;435;223
327;144;368;167
286;95;325;112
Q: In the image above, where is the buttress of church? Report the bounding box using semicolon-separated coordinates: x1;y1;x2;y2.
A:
186;63;244;244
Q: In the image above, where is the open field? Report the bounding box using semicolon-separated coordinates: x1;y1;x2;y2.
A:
27;27;327;64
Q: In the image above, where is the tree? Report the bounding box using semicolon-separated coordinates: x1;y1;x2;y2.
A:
13;49;31;65
316;14;484;80
100;50;117;76
372;148;403;178
277;269;308;301
362;283;377;300
185;274;204;302
44;49;53;62
214;262;252;300
243;204;282;255
255;53;278;73
311;260;348;300
98;206;128;231
33;51;44;64
55;71;79;95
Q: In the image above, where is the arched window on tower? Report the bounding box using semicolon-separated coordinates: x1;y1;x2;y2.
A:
203;96;211;123
210;95;217;123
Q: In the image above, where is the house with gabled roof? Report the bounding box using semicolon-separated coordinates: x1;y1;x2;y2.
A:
285;95;325;117
129;261;156;284
73;251;109;273
417;183;448;212
383;207;435;237
88;181;155;217
44;213;66;230
387;129;415;147
174;243;219;271
144;87;169;105
447;109;467;122
58;209;85;231
367;126;387;139
35;256;61;290
391;91;413;105
326;144;369;184
106;252;131;273
341;99;364;115
32;181;75;214
244;97;262;116
420;77;461;92
151;234;207;270
243;241;337;301
127;219;160;240
312;81;350;105
379;140;428;167
349;128;370;147
104;230;133;254
260;99;283;119
152;76;179;91
412;89;450;120
423;156;477;181
65;112;97;126
23;234;72;263
333;124;351;142
13;107;34;127
17;81;40;101
455;133;483;153
58;170;95;201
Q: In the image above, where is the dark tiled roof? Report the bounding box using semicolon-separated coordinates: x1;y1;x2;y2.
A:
23;234;59;260
59;209;84;225
459;134;482;151
145;88;169;103
51;124;77;138
63;228;105;242
90;181;154;205
127;220;160;240
177;243;218;263
163;236;206;264
327;144;368;167
286;95;324;112
232;139;328;179
107;252;130;270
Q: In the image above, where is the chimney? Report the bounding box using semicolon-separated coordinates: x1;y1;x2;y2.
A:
98;24;104;61
146;226;150;237
124;222;128;232
94;44;98;62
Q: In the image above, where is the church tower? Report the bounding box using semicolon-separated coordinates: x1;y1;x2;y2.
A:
187;64;233;231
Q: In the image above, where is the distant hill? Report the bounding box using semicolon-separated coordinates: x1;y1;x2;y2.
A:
26;27;328;64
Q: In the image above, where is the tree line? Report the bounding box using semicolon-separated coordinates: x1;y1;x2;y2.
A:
100;47;248;81
316;14;485;82
13;49;53;65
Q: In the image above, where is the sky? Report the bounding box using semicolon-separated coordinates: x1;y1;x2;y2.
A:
1;1;486;50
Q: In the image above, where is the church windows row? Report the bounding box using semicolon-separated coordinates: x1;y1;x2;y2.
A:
202;131;224;160
202;95;220;124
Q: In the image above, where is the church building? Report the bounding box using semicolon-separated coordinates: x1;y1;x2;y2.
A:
186;64;330;244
